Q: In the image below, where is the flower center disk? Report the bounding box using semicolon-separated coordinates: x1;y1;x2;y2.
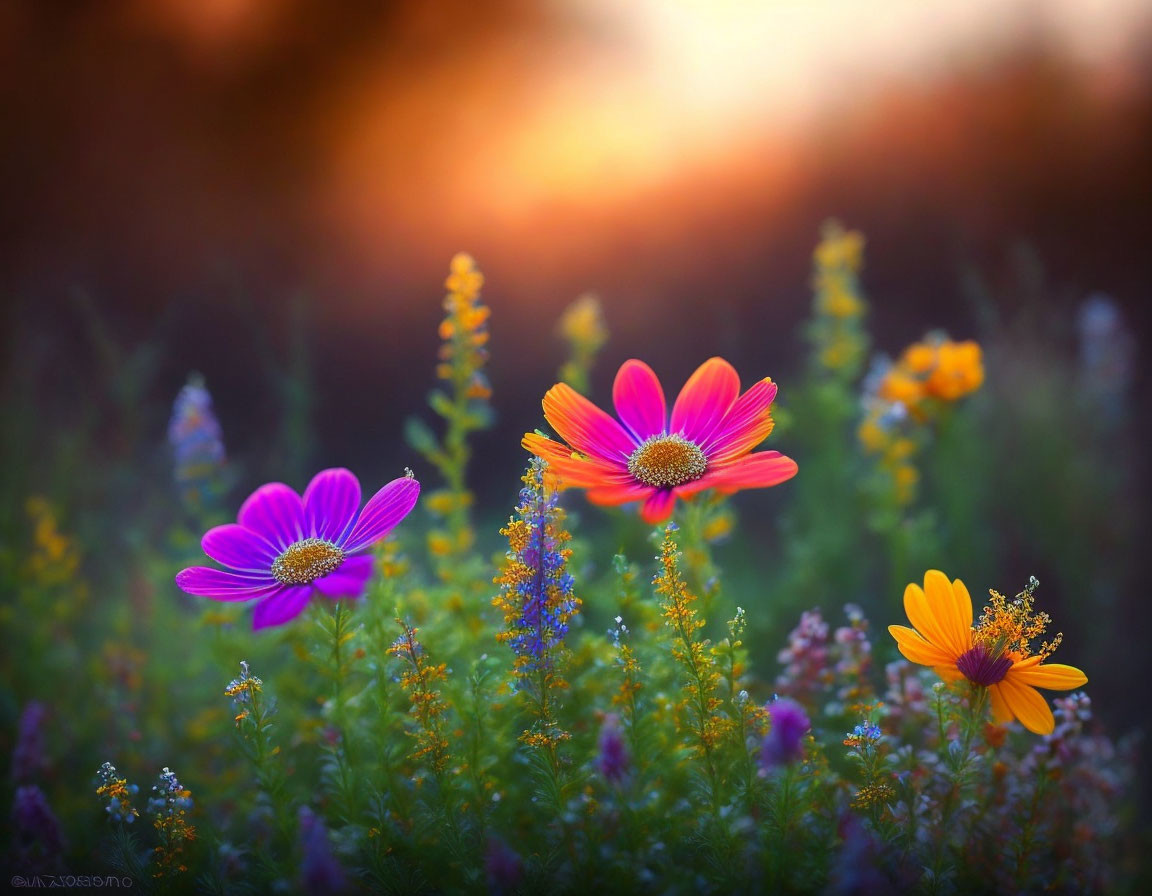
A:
955;643;1013;687
271;538;345;585
627;434;707;489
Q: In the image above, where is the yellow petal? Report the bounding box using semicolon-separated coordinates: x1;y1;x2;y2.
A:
924;570;971;657
999;675;1056;735
950;577;974;634
988;683;1014;724
1009;662;1087;691
903;583;953;658
934;665;964;682
888;625;956;667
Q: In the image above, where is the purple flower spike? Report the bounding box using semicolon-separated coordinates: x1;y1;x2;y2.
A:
485;837;523;894
176;468;420;630
597;713;630;784
297;807;347;895
11;701;49;784
12;786;64;873
762;698;810;770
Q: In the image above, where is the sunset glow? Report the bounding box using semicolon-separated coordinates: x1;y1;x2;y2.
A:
318;0;1148;256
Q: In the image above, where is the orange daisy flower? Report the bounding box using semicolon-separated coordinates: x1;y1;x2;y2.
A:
522;357;798;524
888;570;1086;735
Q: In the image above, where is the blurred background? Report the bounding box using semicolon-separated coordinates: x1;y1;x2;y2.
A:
3;1;1149;482
1;0;1149;802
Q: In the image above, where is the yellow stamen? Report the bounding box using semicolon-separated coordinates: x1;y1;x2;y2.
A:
628;434;707;488
271;538;344;585
973;580;1063;662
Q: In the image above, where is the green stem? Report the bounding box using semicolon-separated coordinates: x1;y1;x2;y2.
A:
326;602;359;822
669;604;722;818
1014;769;1052;888
930;685;988;892
680;496;721;617
245;685;293;850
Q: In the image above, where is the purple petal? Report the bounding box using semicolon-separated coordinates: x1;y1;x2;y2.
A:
314;555;374;598
341;477;420;553
237;483;305;550
201;524;279;572
176;567;280;601
303;468;362;542
252;586;314;630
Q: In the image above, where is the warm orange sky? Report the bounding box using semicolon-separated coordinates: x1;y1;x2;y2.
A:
318;0;1150;246
3;0;1149;321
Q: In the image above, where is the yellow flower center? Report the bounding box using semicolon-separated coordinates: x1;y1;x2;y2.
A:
627;434;707;488
271;538;344;585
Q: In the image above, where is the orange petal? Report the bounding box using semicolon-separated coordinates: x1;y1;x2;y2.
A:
950;577;974;635
888;624;956;668
585;483;654;506
924;570;972;657
542;383;637;463
522;433;630;488
935;665;964;682
999;674;1056;735
675;451;798;499
988;683;1014;724
703;378;778;463
902;582;958;660
1009;662;1087;691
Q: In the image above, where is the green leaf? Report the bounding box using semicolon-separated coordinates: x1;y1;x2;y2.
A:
428;391;454;418
404;417;439;458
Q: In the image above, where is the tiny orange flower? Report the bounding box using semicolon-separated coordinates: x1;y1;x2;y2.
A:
924;340;983;400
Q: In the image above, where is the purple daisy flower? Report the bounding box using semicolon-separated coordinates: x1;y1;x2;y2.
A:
176;468;420;630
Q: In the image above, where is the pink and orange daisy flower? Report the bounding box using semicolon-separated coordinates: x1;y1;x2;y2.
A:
522;357;798;523
888;570;1087;735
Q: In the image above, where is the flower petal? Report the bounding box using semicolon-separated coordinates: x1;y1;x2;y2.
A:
640;489;677;524
950;577;975;636
903;579;963;659
314;555;374;598
924;570;972;658
237;483;306;550
670;357;740;444
201;524;278;572
703;378;778;462
998;675;1056;735
176;567;280;601
988;683;1014;724
543;383;638;462
342;476;420;553
613;360;667;441
252;586;314;630
675;451;798;498
523;433;631;488
585;482;654;506
1009;662;1087;691
303;468;362;542
888;624;957;668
